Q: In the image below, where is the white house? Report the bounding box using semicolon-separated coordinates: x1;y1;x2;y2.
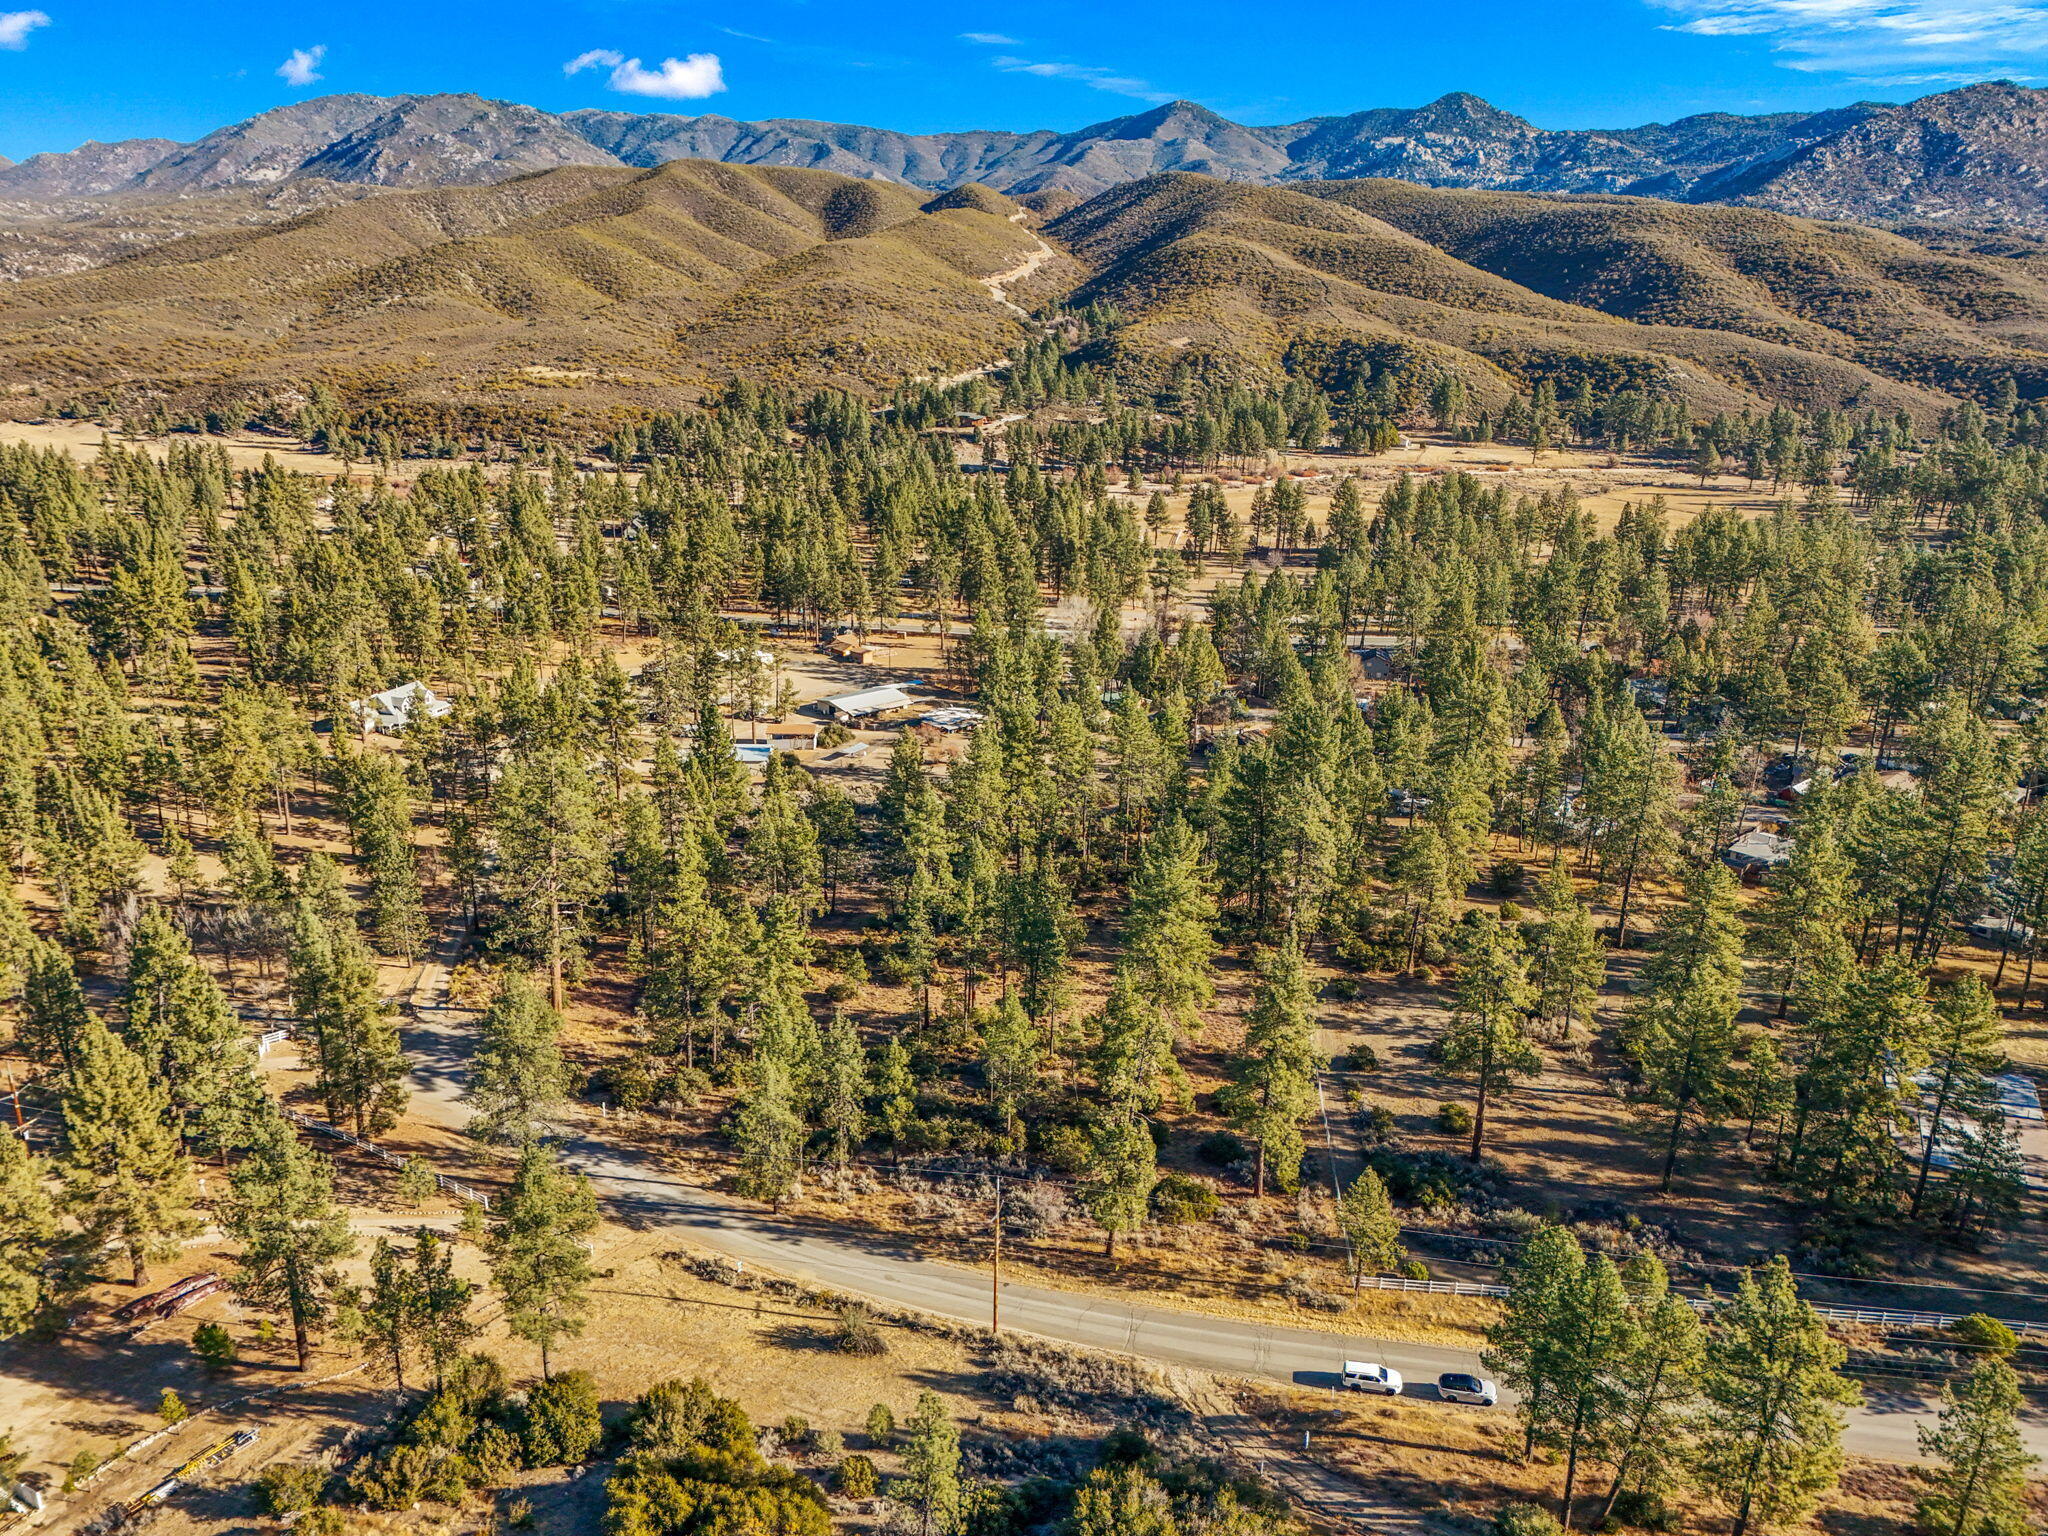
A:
820;684;916;722
350;682;452;735
1722;828;1793;876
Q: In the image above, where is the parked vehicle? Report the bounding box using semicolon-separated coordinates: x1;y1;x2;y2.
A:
1436;1371;1497;1406
1342;1361;1403;1395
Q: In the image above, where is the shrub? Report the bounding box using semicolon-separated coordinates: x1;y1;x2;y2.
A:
63;1451;100;1492
627;1377;717;1451
1400;1259;1430;1282
157;1389;188;1426
1149;1173;1219;1226
1358;1104;1396;1143
834;1455;879;1498
864;1403;895;1445
814;1428;843;1459
1436;1102;1473;1137
522;1370;604;1466
1605;1489;1681;1532
1337;1044;1380;1072
301;1510;345;1536
1950;1313;2020;1358
1494;1503;1562;1536
817;722;855;748
192;1322;236;1371
780;1416;811;1451
354;1443;438;1510
835;1303;887;1356
1033;1123;1092;1176
255;1464;327;1516
1197;1131;1248;1166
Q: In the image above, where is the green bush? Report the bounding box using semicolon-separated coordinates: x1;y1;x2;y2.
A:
1494;1502;1561;1536
1605;1489;1681;1532
1198;1131;1248;1166
814;1428;843;1459
1950;1313;2020;1358
1359;1104;1397;1142
864;1403;895;1445
1400;1259;1430;1282
1149;1173;1219;1225
523;1370;604;1466
1436;1102;1473;1137
834;1454;879;1498
353;1443;438;1510
627;1378;718;1451
157;1389;188;1425
1338;1044;1380;1072
1033;1123;1092;1176
192;1322;237;1371
255;1464;327;1516
780;1415;811;1451
817;722;855;748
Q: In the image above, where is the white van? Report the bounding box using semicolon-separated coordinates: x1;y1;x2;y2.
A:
1341;1361;1403;1395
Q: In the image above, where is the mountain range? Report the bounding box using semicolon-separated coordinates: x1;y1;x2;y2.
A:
6;81;2048;228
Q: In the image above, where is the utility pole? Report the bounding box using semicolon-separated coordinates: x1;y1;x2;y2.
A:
991;1174;1003;1335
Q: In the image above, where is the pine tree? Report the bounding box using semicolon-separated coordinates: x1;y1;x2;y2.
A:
1916;1358;2038;1536
1753;814;1854;1017
288;900;409;1136
493;745;604;1009
1439;917;1541;1161
818;1012;869;1166
1080;1110;1156;1258
488;1142;599;1378
1544;1255;1639;1529
1694;1257;1859;1536
465;970;571;1146
732;1054;806;1206
1225;934;1319;1195
20;941;90;1074
359;1235;423;1387
123;905;259;1153
981;994;1039;1156
899;1389;962;1536
0;1128;57;1336
1120;816;1216;1040
1335;1168;1403;1289
1910;976;2006;1219
1484;1225;1585;1461
223;1109;356;1371
1529;858;1604;1041
1597;1255;1706;1524
59;1018;197;1286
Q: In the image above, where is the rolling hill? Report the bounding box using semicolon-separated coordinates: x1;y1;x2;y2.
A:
1;161;2042;420
0;161;1072;411
1045;174;2048;412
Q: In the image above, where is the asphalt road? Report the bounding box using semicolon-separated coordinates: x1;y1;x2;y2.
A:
394;958;2042;1468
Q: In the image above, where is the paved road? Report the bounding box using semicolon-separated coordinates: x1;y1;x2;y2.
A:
396;950;2039;1468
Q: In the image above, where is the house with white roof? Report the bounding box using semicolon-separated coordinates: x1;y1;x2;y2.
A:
349;682;452;735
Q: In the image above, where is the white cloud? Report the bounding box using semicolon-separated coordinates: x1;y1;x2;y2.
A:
0;10;49;49
1649;0;2048;74
989;54;1173;102
276;44;325;86
960;32;1020;44
564;47;725;99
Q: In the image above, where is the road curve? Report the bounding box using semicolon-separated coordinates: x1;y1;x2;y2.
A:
397;966;2037;1468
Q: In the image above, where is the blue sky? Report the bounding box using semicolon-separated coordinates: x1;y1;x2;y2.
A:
1;0;2043;160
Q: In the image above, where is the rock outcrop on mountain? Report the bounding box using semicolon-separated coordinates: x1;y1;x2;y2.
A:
8;81;2048;226
1706;81;2048;225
